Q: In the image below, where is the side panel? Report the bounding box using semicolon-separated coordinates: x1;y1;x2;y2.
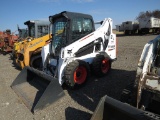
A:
41;43;50;66
139;18;151;29
151;18;160;28
105;33;117;60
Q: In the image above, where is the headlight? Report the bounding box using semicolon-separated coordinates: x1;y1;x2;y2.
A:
27;38;31;42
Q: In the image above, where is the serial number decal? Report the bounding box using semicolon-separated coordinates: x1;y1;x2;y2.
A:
29;39;43;48
110;41;114;44
108;45;115;48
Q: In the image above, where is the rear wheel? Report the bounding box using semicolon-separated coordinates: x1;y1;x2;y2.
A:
92;55;111;77
138;30;142;34
64;60;89;88
124;30;129;35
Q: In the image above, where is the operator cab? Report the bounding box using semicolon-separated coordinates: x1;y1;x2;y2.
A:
18;28;28;39
24;20;50;38
49;11;95;56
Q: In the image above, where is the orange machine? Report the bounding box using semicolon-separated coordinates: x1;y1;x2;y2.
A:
0;29;18;53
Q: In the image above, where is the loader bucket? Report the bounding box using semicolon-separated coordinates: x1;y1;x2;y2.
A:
11;66;65;113
91;95;158;120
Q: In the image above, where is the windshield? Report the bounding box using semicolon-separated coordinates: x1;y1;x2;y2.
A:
19;29;28;39
72;18;93;41
52;17;67;55
37;25;49;38
28;23;35;37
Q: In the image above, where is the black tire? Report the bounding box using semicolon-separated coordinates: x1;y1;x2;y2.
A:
131;30;136;35
64;60;90;89
31;56;43;70
138;30;142;35
92;55;111;77
2;51;7;55
124;30;128;35
145;28;149;34
124;30;130;35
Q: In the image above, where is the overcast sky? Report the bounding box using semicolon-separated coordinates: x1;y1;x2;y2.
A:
0;0;160;32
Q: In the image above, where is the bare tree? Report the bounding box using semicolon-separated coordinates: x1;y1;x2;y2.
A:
152;9;160;18
136;10;160;20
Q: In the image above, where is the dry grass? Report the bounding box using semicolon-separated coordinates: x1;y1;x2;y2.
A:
113;29;124;35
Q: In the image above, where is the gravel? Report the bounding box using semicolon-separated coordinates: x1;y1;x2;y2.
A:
0;34;158;120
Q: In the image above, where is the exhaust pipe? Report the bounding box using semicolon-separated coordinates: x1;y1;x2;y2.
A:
11;66;65;113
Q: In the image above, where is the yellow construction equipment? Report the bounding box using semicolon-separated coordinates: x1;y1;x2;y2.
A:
14;20;51;69
16;34;51;69
11;28;28;59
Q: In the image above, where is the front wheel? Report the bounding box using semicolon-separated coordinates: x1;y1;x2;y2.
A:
64;60;90;89
30;55;43;70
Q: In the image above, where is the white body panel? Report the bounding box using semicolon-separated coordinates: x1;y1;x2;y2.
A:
41;43;50;66
137;35;160;100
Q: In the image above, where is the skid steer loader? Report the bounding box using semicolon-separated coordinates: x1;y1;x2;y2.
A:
11;27;28;59
14;20;51;69
11;11;117;112
121;35;160;116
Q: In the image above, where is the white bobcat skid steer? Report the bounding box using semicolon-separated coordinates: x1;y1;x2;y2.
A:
42;11;117;88
121;35;160;115
11;11;117;113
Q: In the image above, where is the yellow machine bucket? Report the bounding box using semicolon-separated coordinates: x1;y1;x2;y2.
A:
11;67;65;113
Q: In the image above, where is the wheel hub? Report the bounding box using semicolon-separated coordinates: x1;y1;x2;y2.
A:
74;66;87;84
101;59;109;73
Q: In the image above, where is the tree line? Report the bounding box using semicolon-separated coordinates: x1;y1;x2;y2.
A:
136;9;160;20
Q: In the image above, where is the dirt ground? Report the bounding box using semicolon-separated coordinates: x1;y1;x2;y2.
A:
0;34;158;120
